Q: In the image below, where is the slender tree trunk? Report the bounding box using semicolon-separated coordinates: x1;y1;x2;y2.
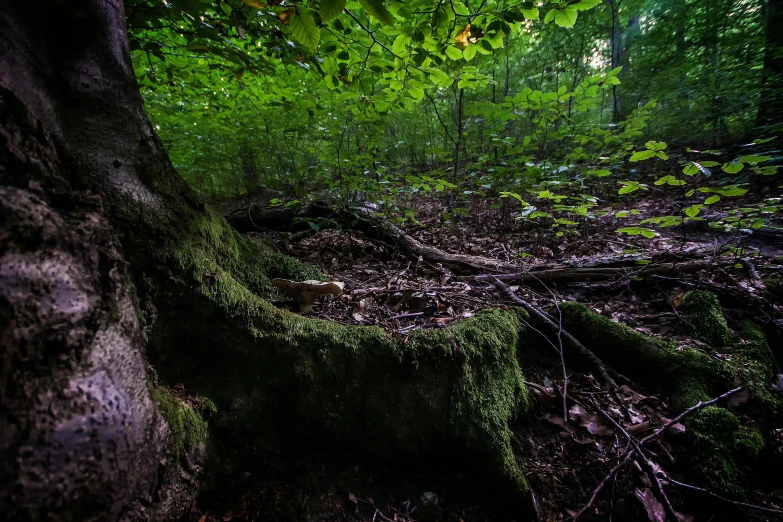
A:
240;139;261;199
756;0;783;133
606;0;623;122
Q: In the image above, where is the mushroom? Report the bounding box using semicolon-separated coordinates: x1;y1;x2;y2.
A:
271;279;345;313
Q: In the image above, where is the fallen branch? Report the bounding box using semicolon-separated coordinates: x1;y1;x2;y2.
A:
661;474;783;515
639;386;744;445
573;387;746;521
489;276;618;389
460;259;712;284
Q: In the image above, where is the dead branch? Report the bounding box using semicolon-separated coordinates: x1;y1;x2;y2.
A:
574;387;746;521
572;452;634;521
639;386;744;445
460;259;712;284
489;276;618;389
661;474;783;515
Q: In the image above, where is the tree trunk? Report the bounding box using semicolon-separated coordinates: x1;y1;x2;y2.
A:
240;139;261;199
756;0;783;134
0;1;203;519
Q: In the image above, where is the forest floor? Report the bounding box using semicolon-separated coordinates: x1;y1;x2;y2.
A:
191;191;783;522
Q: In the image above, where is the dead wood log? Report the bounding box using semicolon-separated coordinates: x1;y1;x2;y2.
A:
226;202;522;273
460;259;713;284
226;203;716;277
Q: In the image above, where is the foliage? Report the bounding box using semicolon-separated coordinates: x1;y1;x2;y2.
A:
128;0;780;239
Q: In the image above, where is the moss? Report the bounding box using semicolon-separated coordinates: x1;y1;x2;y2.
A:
733;324;777;417
559;303;779;498
558;301;730;403
130;203;531;491
680;290;732;346
736;426;765;459
149;384;210;457
680;407;761;498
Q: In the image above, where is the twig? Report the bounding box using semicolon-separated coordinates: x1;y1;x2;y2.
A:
661;474;783;515
574;386;746;521
572;452;633;521
640;386;743;445
391;312;426;320
489;276;618;389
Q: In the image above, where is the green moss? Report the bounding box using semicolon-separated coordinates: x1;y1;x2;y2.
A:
558;301;729;402
681;430;743;497
559;303;778;498
131;203;531;491
680;290;732;346
149;384;210;457
680;407;759;498
736;426;765;459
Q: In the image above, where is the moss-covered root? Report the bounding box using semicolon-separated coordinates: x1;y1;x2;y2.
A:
558;301;729;402
680;406;765;497
559;303;779;497
149;384;211;459
680;290;732;345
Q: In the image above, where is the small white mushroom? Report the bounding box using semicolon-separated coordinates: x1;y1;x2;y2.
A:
271;279;345;313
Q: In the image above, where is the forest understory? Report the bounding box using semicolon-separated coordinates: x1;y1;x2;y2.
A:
181;185;783;522
3;0;783;521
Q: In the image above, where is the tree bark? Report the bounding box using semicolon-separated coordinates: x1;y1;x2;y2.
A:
0;1;204;520
756;0;783;134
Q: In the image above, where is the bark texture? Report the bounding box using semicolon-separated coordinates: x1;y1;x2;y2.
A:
0;1;203;519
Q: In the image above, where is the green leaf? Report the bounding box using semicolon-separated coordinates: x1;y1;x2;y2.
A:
722;162;744;174
429;68;453;87
572;0;601;10
289;8;320;49
359;0;395;25
630;150;656;162
740;155;771;164
683;162;699;176
704;195;721;205
618;227;657;239
392;34;409;56
553;7;578;26
409;87;424;99
588;169;612;177
320;0;346;21
463;43;477;61
453;1;470;15
445;45;463;60
521;7;539;20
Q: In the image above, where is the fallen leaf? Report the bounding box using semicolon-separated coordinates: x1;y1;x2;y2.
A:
634;487;666;522
348;493;358;504
727;387;750;409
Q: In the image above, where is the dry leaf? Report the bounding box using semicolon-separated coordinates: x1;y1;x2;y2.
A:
280;8;294;25
727;386;750;409
348;493;358;504
634;487;666;522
